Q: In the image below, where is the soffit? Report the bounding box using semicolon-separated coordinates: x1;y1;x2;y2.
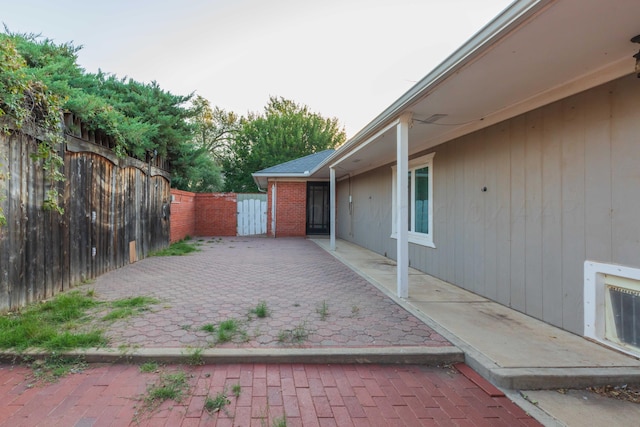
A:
317;0;640;180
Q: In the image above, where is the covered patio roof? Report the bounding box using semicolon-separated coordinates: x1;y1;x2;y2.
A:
313;0;640;180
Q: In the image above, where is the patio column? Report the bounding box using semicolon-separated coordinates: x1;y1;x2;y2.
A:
330;167;336;251
396;114;410;298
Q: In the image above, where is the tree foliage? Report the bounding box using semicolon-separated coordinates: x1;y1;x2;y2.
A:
1;30;347;200
169;143;223;193
221;96;346;192
0;29;213;196
190;95;239;161
169;95;239;193
0;32;66;216
5;31;194;161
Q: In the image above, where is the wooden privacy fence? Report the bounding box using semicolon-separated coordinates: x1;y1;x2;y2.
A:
0;114;171;311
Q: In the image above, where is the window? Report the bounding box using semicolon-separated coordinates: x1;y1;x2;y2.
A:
391;152;435;248
585;261;640;358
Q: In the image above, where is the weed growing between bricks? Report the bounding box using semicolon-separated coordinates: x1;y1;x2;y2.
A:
134;369;190;423
185;347;205;365
139;362;160;373
249;300;269;319
277;321;310;344
200;318;249;345
25;354;88;385
316;300;329;320
257;405;288;427
204;388;231;415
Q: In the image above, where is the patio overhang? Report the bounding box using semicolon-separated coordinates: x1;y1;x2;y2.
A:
314;0;640;180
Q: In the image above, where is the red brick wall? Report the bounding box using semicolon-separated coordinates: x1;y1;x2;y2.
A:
194;193;237;237
170;190;237;242
172;182;307;241
267;181;307;237
170;189;196;243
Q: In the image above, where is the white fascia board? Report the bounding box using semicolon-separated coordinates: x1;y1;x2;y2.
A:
252;172;311;190
329;119;400;169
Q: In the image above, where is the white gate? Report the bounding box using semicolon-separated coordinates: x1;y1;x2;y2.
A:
237;195;267;236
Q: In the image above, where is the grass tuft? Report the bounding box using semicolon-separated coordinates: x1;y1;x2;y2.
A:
272;416;287;427
140;362;159;373
316;300;329;320
201;323;216;333
277;322;309;344
0;291;104;351
204;389;230;414
250;301;269;318
232;383;242;398
217;319;239;343
30;354;88;383
149;239;200;256
143;370;189;408
186;347;204;365
102;296;158;321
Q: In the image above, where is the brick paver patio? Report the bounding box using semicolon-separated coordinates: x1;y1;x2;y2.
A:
88;237;449;349
0;363;540;426
0;237;542;426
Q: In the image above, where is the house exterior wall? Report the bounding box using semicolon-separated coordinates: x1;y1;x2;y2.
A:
336;73;640;335
267;180;307;237
336;170;393;257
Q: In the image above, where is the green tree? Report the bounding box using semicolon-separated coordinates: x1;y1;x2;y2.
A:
1;30;213;195
169;143;223;193
168;95;238;193
222;96;346;192
5;31;194;161
190;95;239;161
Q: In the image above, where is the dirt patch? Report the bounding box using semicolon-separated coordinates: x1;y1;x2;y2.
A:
587;384;640;403
558;384;640;404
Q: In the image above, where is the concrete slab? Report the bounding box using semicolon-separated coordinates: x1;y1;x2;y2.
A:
312;237;640;424
408;300;640;368
522;389;640;426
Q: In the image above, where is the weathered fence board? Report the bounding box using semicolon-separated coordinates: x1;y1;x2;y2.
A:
0;117;171;311
237;195;267;236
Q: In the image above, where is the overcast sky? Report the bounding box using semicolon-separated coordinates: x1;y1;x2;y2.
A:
2;0;513;137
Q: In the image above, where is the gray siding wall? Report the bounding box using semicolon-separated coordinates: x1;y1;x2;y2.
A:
336;73;640;335
336;169;393;257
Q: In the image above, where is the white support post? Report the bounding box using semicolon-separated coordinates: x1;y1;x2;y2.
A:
330;167;336;251
396;114;410;298
271;183;277;237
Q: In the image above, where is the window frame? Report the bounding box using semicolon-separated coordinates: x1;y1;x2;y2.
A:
391;152;435;248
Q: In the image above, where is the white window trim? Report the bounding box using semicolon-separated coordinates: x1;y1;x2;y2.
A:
391;152;435;248
584;261;640;357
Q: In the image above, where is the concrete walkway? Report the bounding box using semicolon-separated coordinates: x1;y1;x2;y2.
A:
313;238;640;426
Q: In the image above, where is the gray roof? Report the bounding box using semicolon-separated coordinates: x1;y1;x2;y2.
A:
254;149;335;175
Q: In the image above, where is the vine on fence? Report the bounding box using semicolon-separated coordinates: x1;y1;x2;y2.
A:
0;34;65;222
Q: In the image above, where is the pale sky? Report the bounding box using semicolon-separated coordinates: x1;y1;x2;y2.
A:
2;0;514;137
